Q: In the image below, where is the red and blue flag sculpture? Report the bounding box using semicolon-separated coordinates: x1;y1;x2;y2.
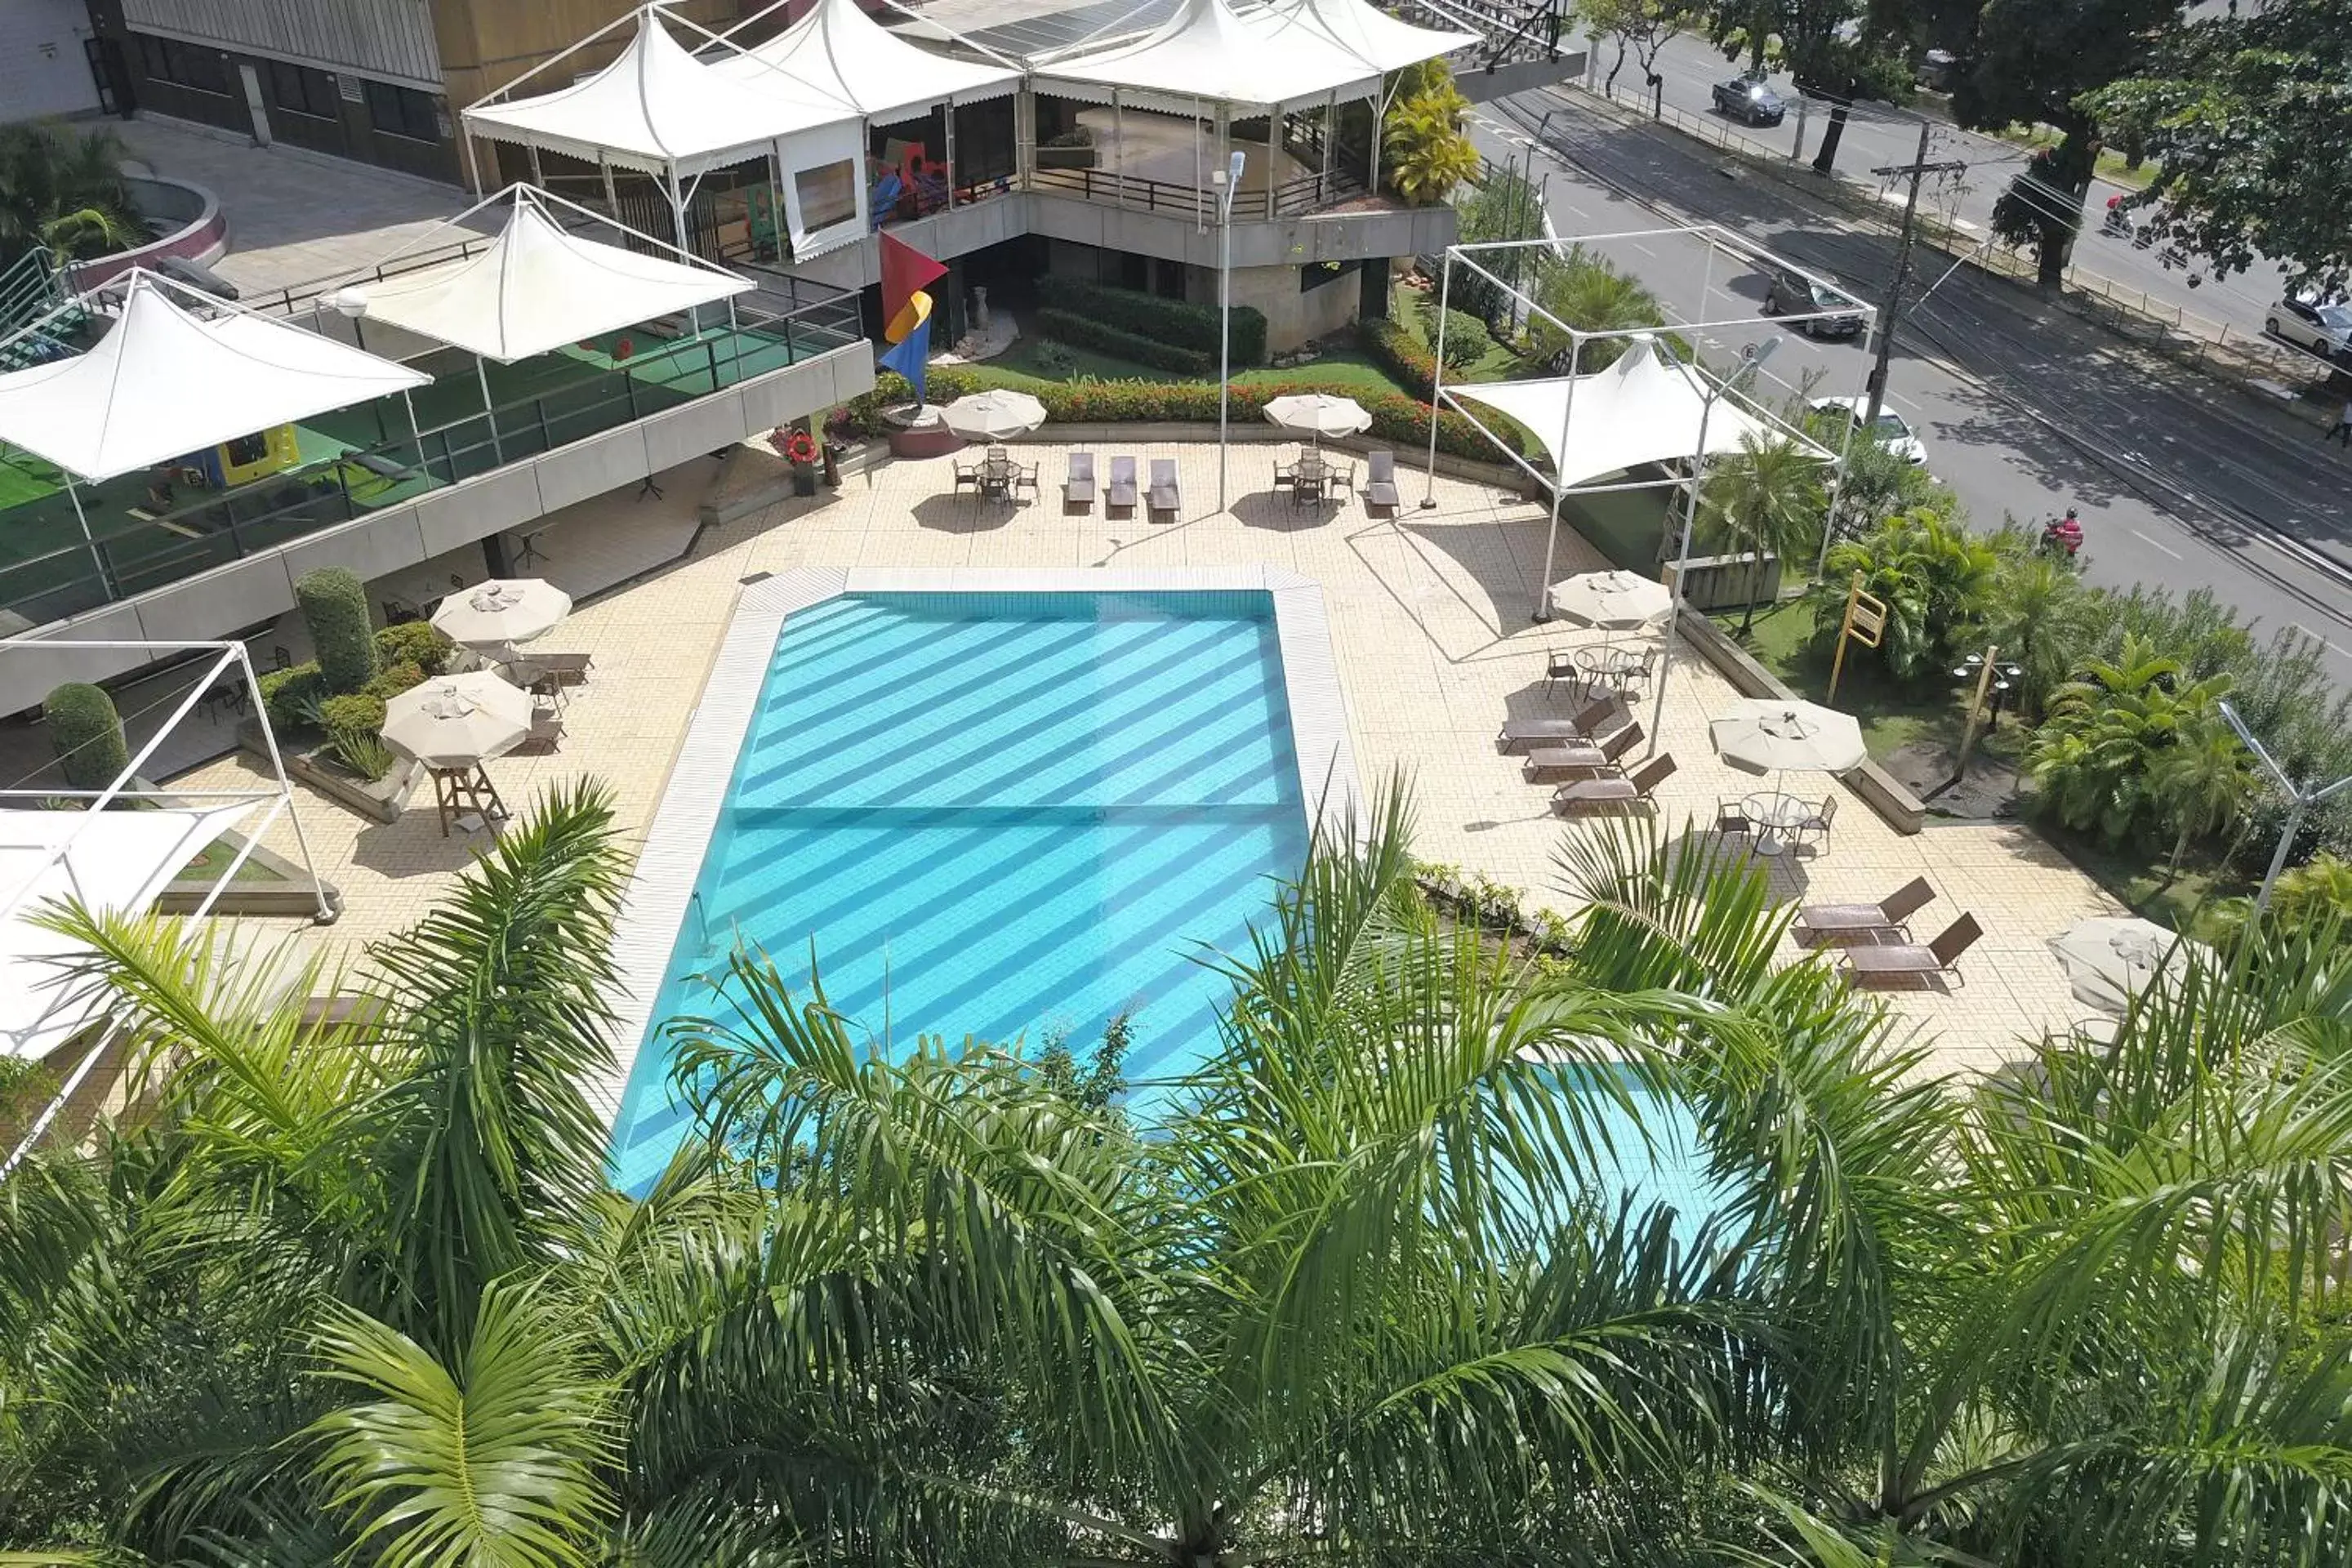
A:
876;232;946;405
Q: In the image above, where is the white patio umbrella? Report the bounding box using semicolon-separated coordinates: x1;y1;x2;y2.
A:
1547;569;1672;632
380;674;536;770
1709;698;1867;778
1262;392;1372;446
2051;916;2212;1013
939;389;1046;442
430;578;572;652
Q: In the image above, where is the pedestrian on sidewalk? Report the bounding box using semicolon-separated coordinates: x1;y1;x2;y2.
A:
2330;398;2352;448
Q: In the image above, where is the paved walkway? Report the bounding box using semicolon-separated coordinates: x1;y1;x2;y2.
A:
163;439;2122;1079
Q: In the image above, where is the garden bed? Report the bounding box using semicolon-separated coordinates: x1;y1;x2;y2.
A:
158;826;343;920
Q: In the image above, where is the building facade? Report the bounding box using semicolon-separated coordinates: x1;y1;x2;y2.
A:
0;0;105;122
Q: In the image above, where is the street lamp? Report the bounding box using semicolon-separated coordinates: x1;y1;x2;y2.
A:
1214;148;1245;513
1648;338;1778;751
2218;700;2352;915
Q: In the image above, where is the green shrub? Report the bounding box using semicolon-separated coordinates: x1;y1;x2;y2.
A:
363;662;426;702
45;683;127;792
317;692;385;736
373;620;452;676
294;568;376;695
1423;306;1492;368
327;728;397;782
1035;276;1267;367
1357;315;1438;399
1035;309;1215;375
258;662;327;734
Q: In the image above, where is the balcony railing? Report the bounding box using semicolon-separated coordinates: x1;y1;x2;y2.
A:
1028;163;1365;223
0;289;861;633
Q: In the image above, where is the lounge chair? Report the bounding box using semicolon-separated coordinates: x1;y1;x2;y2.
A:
1796;876;1936;945
1147;458;1179;523
1108;456;1138;515
1495;695;1618;752
511;704;565;755
1521;721;1642;781
1064;452;1096;511
1364;448;1401;513
1841;913;1983;988
1551;753;1676;815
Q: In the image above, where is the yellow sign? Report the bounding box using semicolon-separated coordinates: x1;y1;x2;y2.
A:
1827;572;1886;701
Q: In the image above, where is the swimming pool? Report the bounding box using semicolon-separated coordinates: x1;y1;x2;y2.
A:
606;586;1315;1191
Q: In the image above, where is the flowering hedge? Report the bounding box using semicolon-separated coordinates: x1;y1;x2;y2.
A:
1356;315;1437;400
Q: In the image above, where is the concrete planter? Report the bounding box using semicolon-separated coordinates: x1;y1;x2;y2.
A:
238;719;419;826
154;826;342;920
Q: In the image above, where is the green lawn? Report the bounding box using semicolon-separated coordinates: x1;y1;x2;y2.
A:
174;838;287;884
990;332;1412;396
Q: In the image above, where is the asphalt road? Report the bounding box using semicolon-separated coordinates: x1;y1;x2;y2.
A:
1590;33;2305;354
1463;86;2352;684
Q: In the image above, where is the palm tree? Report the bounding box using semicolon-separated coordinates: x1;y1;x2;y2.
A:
1530;247;1666;369
2151;709;2257;876
2028;634;2235;845
1816;507;2001;682
0;122;136;269
1969;547;2105;720
1704;432;1828;634
1379;81;1478;207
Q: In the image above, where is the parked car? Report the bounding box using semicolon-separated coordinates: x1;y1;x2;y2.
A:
1915;48;1958;91
1811;396;1929;466
1763;266;1864;338
1712;77;1787;127
2265;296;2352;364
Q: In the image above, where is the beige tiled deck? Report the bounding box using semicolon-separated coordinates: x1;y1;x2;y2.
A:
166;439;2121;1077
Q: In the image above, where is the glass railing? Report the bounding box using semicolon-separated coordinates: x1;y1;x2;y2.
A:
0;291;862;632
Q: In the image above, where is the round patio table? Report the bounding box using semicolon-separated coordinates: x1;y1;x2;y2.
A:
1574;645;1644;694
1742;791;1815;857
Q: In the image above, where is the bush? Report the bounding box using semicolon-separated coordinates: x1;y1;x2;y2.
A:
1357;314;1438;400
258;662;327;735
45;683;127;792
363;662;427;702
327;728;397;782
1420;305;1492;368
1035;276;1267;367
294;568;376;695
1035;308;1215;376
318;692;386;735
374;621;453;676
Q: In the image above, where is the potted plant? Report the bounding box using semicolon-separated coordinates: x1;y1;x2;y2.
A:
779;426;821;496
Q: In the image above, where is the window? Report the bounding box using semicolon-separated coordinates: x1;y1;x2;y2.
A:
791;160;858;233
136;34;229;96
363;79;442;143
269;60;338;120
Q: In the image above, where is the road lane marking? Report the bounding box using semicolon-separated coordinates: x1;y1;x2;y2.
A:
2127;528;2183;560
2291;623;2345;657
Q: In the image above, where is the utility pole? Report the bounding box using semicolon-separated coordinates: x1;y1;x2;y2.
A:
1863;123;1968;429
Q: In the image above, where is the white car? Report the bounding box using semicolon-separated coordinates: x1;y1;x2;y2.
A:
2265;296;2352;365
1811;396;1929;466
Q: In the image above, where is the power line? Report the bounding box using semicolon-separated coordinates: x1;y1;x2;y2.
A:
1863;127;1969;430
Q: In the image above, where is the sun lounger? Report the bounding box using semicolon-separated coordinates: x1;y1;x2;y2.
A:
510;705;565;755
1841;913;1982;987
1551;753;1675;814
1108;456;1138;514
1064;452;1096;510
1147;459;1179;523
1521;722;1642;781
1495;695;1618;752
1797;876;1935;944
1364;448;1401;512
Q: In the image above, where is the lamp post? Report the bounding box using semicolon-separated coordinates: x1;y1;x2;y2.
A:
1215;149;1245;513
1649;339;1777;752
2218;700;2352;915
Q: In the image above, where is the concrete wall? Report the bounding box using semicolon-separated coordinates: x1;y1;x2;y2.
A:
122;0;443;86
0;340;872;711
1203;259;1365;354
0;0;100;121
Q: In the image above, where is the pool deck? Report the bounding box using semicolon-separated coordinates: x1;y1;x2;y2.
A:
158;438;2124;1082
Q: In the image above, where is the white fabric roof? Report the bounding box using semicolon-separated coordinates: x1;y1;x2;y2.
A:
344;192;753;363
1036;0;1383;114
1450;340;1821;490
712;0;1020;121
1263;0;1480;73
0;274;427;483
0;803;252;1062
464;10;845;176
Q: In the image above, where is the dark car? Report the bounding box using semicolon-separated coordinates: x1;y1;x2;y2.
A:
1712;76;1786;127
1763;265;1864;338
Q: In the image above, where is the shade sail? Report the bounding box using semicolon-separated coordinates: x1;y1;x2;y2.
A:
1;803;252;1061
464;8;844;176
1036;0;1383;114
1264;0;1481;72
713;0;1020;122
344;192;752;363
1450;340;1820;491
0;273;427;483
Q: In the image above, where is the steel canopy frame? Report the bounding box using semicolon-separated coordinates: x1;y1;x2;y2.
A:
1419;227;1876;622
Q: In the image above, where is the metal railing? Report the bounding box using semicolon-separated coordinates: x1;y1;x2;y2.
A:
1028;163;1363;222
0;292;861;632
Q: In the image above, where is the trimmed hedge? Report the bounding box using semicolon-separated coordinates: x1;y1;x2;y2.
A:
363;662;427;702
46;683;127;792
1036;309;1215;376
258;662;327;734
1357;315;1437;400
374;621;453;676
294;568;376;696
1425;307;1492;368
1035;276;1267;368
318;693;386;735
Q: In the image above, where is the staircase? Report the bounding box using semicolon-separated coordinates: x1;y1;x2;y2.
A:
0;251;84;372
1394;0;1572;69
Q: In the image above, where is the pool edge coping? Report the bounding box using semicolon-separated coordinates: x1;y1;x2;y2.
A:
586;566;1362;1135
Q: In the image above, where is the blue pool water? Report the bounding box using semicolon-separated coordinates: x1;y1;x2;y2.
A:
608;590;1310;1190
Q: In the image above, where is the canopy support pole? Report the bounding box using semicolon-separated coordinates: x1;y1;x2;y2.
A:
65;479;114;599
599;155;617;213
476;355;505;466
666;162;702;333
1266;109;1278;210
401;388;423;463
943;104;957;211
463;131;483;197
1214;102;1230;225
1420;253;1452;508
1321;90;1336;198
1533;333;1582;622
1194;96;1205;234
527;143;545;189
1113;91;1125;208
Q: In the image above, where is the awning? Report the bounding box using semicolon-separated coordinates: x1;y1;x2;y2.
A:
1035;0;1383;114
0;803;252;1062
0;271;427;483
340;188;754;363
1450;339;1824;491
1263;0;1481;74
463;7;849;178
711;0;1021;122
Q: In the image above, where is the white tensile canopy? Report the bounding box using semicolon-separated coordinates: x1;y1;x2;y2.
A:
0;271;427;483
1450;340;1821;492
337;188;754;364
713;0;1020;122
0;803;252;1062
1036;0;1385;114
1264;0;1481;73
463;8;844;178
